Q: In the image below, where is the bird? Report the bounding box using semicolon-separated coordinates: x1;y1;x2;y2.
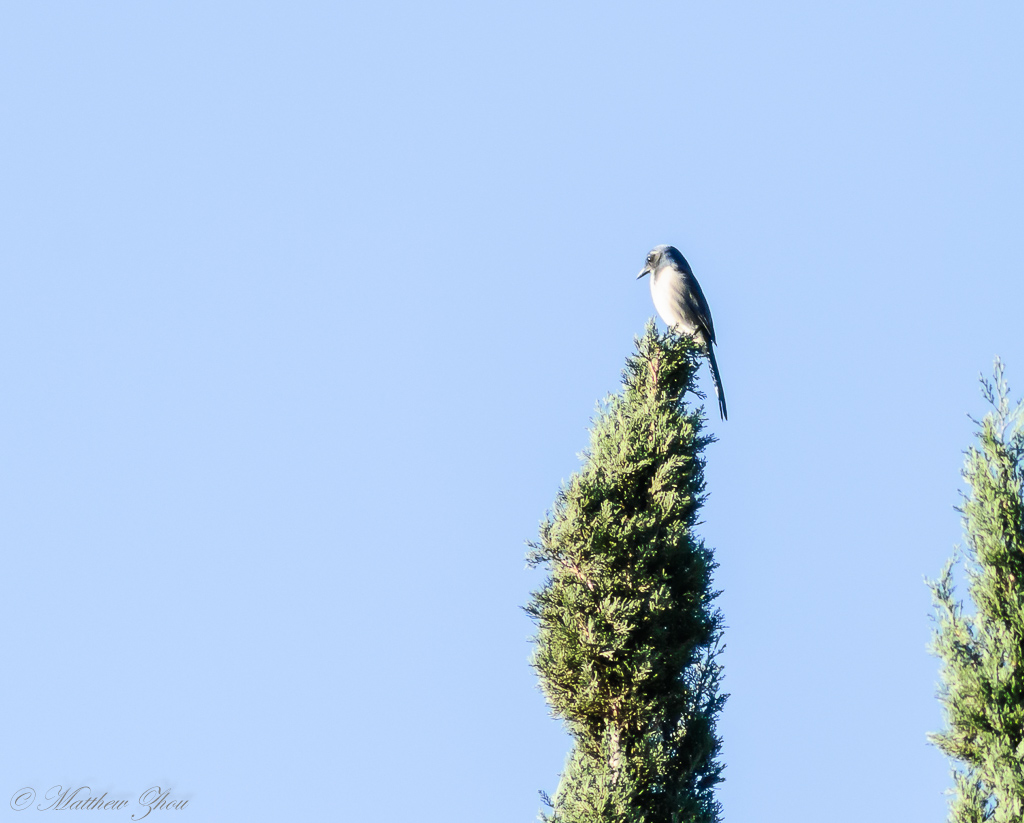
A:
637;245;727;420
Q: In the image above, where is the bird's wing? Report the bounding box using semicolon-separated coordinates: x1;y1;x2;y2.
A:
680;269;717;345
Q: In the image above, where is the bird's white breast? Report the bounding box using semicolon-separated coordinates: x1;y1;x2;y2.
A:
650;269;697;335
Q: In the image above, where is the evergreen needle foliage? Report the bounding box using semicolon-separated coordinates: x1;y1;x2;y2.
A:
526;323;726;823
929;360;1024;823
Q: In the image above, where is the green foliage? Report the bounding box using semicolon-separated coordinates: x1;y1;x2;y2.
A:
526;323;725;823
929;360;1024;823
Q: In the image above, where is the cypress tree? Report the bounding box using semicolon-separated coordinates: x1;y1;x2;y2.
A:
929;360;1024;823
526;322;726;823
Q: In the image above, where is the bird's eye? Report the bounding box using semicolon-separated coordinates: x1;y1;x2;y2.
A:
646;255;653;265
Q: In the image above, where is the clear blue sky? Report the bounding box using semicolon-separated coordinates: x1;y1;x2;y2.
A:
1;3;1022;821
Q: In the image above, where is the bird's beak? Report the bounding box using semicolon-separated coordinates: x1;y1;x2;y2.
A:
637;266;650;280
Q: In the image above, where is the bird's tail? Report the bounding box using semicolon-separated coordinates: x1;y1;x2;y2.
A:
705;343;728;421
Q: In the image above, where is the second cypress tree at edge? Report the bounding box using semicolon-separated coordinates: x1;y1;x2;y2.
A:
526;322;726;823
929;360;1024;823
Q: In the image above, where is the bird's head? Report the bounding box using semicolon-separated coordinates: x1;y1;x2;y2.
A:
636;244;677;279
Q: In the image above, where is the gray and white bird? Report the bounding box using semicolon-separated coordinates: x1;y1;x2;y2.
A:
637;245;727;420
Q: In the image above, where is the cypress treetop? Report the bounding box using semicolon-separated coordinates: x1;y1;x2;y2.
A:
527;322;726;823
